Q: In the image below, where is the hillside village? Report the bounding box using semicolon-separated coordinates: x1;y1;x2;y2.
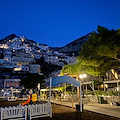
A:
0;35;77;89
0;33;120;92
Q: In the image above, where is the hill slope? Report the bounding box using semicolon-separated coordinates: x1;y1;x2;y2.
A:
50;33;91;56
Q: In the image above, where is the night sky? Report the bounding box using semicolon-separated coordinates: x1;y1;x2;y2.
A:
0;0;120;47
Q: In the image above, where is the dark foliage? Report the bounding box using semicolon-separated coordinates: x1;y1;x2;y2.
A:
20;73;45;89
35;56;62;77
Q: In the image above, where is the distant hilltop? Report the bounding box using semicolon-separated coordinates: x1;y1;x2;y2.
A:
0;34;49;46
0;33;91;56
50;33;91;56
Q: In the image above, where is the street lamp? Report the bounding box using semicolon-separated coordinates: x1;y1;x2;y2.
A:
11;87;13;98
37;83;40;99
79;74;87;98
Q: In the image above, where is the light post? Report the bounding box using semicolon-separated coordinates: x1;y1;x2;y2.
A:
79;74;87;98
37;83;40;99
11;87;13;98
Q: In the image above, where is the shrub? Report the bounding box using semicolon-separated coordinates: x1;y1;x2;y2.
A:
85;90;120;96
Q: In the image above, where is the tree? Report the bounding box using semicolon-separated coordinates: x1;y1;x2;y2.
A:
20;73;45;89
77;26;120;76
60;26;120;97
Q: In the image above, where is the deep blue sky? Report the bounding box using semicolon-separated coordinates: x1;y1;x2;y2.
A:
0;0;120;47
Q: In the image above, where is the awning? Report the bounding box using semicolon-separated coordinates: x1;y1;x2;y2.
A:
51;76;81;87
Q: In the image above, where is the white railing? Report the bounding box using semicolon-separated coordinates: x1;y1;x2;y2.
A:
28;103;52;120
0;102;52;120
0;105;27;120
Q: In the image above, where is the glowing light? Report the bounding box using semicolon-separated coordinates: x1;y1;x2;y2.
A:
14;68;22;71
79;74;87;79
79;75;83;79
83;74;87;78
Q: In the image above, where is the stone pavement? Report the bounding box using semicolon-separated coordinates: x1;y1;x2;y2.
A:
42;98;120;118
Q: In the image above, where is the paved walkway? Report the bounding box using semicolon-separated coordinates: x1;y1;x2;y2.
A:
84;103;120;118
41;98;120;118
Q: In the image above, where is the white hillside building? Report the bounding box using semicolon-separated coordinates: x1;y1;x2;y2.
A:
45;56;59;65
0;44;9;49
29;64;41;73
12;53;35;65
19;35;26;42
4;49;12;56
53;51;63;56
9;37;22;50
65;56;77;64
33;53;41;59
2;60;18;68
0;59;4;64
4;55;12;61
14;65;29;72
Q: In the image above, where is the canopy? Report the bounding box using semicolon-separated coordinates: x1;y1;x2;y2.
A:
51;76;81;87
49;75;83;112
